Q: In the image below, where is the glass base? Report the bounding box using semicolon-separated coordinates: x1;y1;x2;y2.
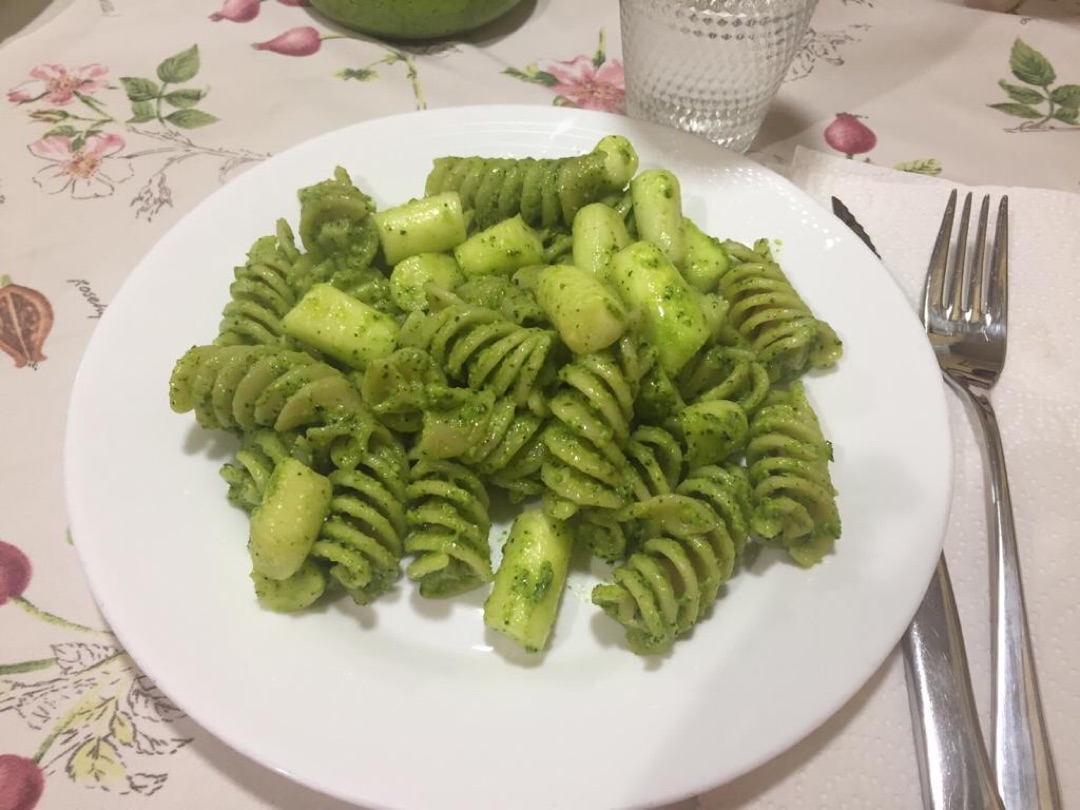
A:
626;95;764;153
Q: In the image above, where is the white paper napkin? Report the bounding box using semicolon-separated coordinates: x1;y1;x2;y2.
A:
692;150;1080;809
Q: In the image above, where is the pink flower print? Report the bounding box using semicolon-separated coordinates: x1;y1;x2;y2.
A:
28;133;133;199
7;63;109;106
545;56;625;113
253;26;324;56
210;0;261;22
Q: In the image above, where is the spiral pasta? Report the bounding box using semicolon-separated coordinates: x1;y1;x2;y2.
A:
302;235;387;323
404;459;493;598
746;383;840;567
591;464;751;654
294;167;388;317
168;344;363;433
563;425;683;562
591;500;728;655
219;429;295;511
675;463;752;569
625;425;684;502
569;509;629;563
717;242;842;383
297;166;376;262
215;221;310;348
398;303;557;412
459;397;547;500
424;136;639;230
405;384;548;502
322;257;398;316
307;418;410;604
361;347;447;433
540;337;643;517
676;344;771;415
453;276;546;327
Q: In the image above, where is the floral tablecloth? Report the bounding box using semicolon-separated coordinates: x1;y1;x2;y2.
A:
2;1;1079;808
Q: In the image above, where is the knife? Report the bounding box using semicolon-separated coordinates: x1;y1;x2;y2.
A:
831;197;1005;810
831;197;880;258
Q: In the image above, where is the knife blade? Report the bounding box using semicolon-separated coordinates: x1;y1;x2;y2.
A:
831;196;880;258
831;197;1004;810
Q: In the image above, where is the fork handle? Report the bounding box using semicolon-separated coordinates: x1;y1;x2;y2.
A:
958;383;1062;809
902;557;1003;810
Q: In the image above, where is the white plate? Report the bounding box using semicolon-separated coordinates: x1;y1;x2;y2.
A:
66;106;951;810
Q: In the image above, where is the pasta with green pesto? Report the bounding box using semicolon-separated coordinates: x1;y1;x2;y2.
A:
308;417;410;605
540;337;643;517
746;383;841;568
398;302;558;412
168;344;362;433
297;166;376;263
424;135;639;230
215;220;311;348
592;508;721;652
219;428;295;511
404;459;493;598
168;133;844;657
718;239;842;383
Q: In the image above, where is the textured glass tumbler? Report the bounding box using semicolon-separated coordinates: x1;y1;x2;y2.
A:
620;0;818;152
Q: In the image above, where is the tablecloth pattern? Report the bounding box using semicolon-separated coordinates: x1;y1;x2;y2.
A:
2;0;1078;808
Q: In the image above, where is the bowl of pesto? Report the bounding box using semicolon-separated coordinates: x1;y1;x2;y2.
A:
310;0;526;40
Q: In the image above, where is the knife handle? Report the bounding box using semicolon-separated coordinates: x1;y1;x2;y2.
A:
901;557;1004;810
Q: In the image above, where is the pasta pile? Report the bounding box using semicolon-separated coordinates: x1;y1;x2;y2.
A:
168;135;842;656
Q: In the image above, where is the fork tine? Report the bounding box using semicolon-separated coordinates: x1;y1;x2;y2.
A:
946;193;973;321
967;195;991;321
986;196;1009;325
922;189;958;324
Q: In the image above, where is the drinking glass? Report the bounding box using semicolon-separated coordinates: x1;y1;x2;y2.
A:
620;0;818;152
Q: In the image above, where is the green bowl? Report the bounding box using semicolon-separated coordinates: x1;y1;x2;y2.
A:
311;0;526;41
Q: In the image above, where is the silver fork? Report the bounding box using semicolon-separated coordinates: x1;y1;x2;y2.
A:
923;190;1061;809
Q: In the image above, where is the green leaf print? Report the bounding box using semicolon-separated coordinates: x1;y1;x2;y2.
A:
1009;39;1055;87
110;710;135;746
0;657;56;675
164;109;219;129
28;108;71;124
990;40;1079;131
45;124;79;138
997;80;1044;105
988;102;1043;118
163;88;205;108
894;158;942;176
502;65;558;87
156;45;201;84
338;67;378;82
67;737;126;786
336;47;426;110
1050;84;1080;108
117;46;217;129
127;100;156;124
119;76;160;102
73;90;109;118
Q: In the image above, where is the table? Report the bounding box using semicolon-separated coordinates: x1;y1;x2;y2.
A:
2;1;1077;808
